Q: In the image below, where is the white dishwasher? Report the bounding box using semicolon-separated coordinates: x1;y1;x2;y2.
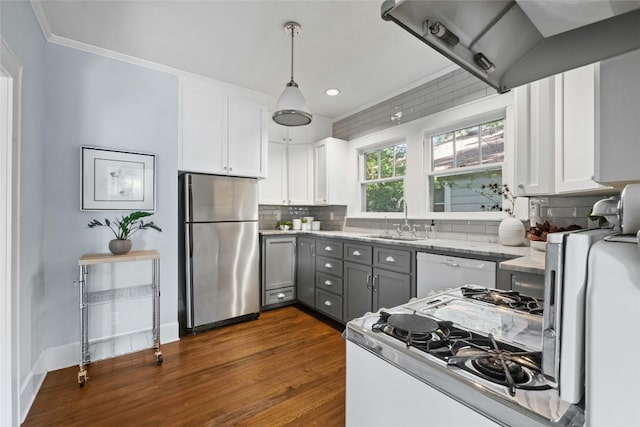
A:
416;252;496;298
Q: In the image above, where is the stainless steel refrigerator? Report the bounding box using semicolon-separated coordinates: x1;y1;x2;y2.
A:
179;173;259;333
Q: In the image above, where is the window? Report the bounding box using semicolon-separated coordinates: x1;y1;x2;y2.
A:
428;118;505;212
361;142;406;212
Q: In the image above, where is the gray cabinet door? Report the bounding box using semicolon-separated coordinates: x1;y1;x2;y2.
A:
296;237;316;307
344;261;373;322
263;237;296;291
374;268;411;313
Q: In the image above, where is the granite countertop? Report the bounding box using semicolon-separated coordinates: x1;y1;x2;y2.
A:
260;229;533;258
498;251;546;275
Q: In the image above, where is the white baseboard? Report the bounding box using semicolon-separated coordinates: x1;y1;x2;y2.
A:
20;351;46;424
19;321;180;423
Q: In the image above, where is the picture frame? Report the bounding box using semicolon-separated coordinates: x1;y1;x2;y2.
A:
81;146;156;211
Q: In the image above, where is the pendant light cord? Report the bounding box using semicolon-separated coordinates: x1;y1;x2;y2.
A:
289;24;295;83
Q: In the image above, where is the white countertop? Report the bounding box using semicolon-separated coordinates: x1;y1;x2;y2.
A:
260;229;533;259
499;252;546;275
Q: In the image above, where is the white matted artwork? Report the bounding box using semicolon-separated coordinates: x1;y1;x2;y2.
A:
81;146;156;211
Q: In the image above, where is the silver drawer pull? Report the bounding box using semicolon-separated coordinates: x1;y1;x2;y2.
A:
352;250;361;256
324;262;333;268
277;293;285;299
324;280;332;286
325;246;332;252
442;261;460;268
324;300;332;307
385;256;396;263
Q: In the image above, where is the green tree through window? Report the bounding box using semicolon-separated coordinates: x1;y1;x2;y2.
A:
362;143;406;212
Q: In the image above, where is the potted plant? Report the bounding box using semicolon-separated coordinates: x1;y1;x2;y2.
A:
88;211;162;255
481;183;524;246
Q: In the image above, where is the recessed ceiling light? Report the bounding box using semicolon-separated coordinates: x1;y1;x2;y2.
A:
325;88;340;96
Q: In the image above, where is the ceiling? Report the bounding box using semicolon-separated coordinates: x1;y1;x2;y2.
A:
33;0;457;120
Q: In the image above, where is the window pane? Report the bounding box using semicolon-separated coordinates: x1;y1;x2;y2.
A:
365;180;404;212
379;147;394;179
432;132;454;171
365;151;378;180
455;126;480;167
395;144;407;176
481;120;505;164
429;169;502;212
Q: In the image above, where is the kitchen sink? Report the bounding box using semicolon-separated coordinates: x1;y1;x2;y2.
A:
366;234;424;241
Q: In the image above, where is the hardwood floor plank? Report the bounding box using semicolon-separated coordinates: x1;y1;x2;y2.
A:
22;306;346;427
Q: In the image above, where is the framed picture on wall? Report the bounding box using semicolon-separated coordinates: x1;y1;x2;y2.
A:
81;146;156;211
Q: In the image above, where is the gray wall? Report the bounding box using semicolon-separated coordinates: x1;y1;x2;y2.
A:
259;205;347;231
2;2;179;420
1;0;48;419
333;69;492;140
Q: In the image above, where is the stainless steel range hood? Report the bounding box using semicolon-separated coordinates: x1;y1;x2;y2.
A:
381;0;640;93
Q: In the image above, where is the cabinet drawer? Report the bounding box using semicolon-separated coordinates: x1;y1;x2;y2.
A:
264;287;295;305
374;247;412;273
316;239;343;259
316;256;343;277
316;272;343;295
315;289;343;321
344;242;372;264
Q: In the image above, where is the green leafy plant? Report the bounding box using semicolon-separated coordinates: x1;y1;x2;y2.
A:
88;211;162;240
276;220;293;229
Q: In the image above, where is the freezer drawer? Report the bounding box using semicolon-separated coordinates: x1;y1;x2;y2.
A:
417;252;496;298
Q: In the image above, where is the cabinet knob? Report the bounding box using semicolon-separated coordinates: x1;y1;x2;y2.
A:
223;166;227;170
324;246;332;252
385;256;396;263
518;184;524;189
324;263;332;269
229;167;233;172
277;293;285;299
324;280;332;286
352;250;361;256
324;300;332;307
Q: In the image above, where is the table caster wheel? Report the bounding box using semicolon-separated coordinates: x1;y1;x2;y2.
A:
78;370;87;387
155;351;163;365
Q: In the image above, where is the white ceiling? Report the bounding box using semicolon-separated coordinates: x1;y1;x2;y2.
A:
33;0;456;120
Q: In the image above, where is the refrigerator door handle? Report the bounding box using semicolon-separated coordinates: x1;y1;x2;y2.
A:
185;223;194;328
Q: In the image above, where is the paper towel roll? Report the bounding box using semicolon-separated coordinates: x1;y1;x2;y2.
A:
620;184;640;235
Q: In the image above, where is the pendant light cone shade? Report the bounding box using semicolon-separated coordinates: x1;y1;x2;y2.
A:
273;22;312;127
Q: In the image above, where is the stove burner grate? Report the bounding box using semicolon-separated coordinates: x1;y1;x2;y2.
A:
460;287;544;315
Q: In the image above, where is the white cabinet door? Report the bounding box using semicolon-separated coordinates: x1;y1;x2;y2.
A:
514;78;555;196
595;49;640;187
554;64;610;193
287;125;310;144
287;144;314;205
258;142;287;205
268;119;288;143
314;138;347;205
228;96;267;178
181;83;227;174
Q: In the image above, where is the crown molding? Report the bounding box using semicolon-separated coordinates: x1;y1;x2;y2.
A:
29;1;52;40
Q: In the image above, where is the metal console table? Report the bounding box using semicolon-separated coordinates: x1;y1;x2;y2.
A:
76;250;162;386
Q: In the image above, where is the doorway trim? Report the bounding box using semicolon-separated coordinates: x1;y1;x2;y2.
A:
1;36;23;427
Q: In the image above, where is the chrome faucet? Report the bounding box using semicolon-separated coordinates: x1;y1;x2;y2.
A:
396;197;416;235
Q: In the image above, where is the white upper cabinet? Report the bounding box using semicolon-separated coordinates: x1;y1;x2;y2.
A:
314;137;348;205
179;77;268;178
554;64;608;193
514;64;611;196
595;49;640;187
258;142;287;205
514;77;555;196
259;142;314;205
287;144;314;205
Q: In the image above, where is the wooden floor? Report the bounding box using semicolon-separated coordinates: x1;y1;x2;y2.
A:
23;305;346;427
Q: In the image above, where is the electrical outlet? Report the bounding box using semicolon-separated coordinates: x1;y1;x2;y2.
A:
276;211;281;221
111;312;119;325
330;212;334;220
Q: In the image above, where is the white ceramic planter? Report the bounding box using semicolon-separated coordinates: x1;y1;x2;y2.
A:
498;216;525;246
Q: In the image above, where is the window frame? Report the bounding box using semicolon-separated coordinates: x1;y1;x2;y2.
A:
425;113;507;215
359;141;407;213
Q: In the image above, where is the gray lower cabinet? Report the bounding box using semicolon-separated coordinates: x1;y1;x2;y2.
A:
344;244;414;322
314;239;343;322
261;236;296;309
296;237;316;307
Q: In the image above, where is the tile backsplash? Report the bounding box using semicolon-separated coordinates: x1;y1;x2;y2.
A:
261;194;615;240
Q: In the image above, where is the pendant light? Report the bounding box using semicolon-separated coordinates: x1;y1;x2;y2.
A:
272;22;312;127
